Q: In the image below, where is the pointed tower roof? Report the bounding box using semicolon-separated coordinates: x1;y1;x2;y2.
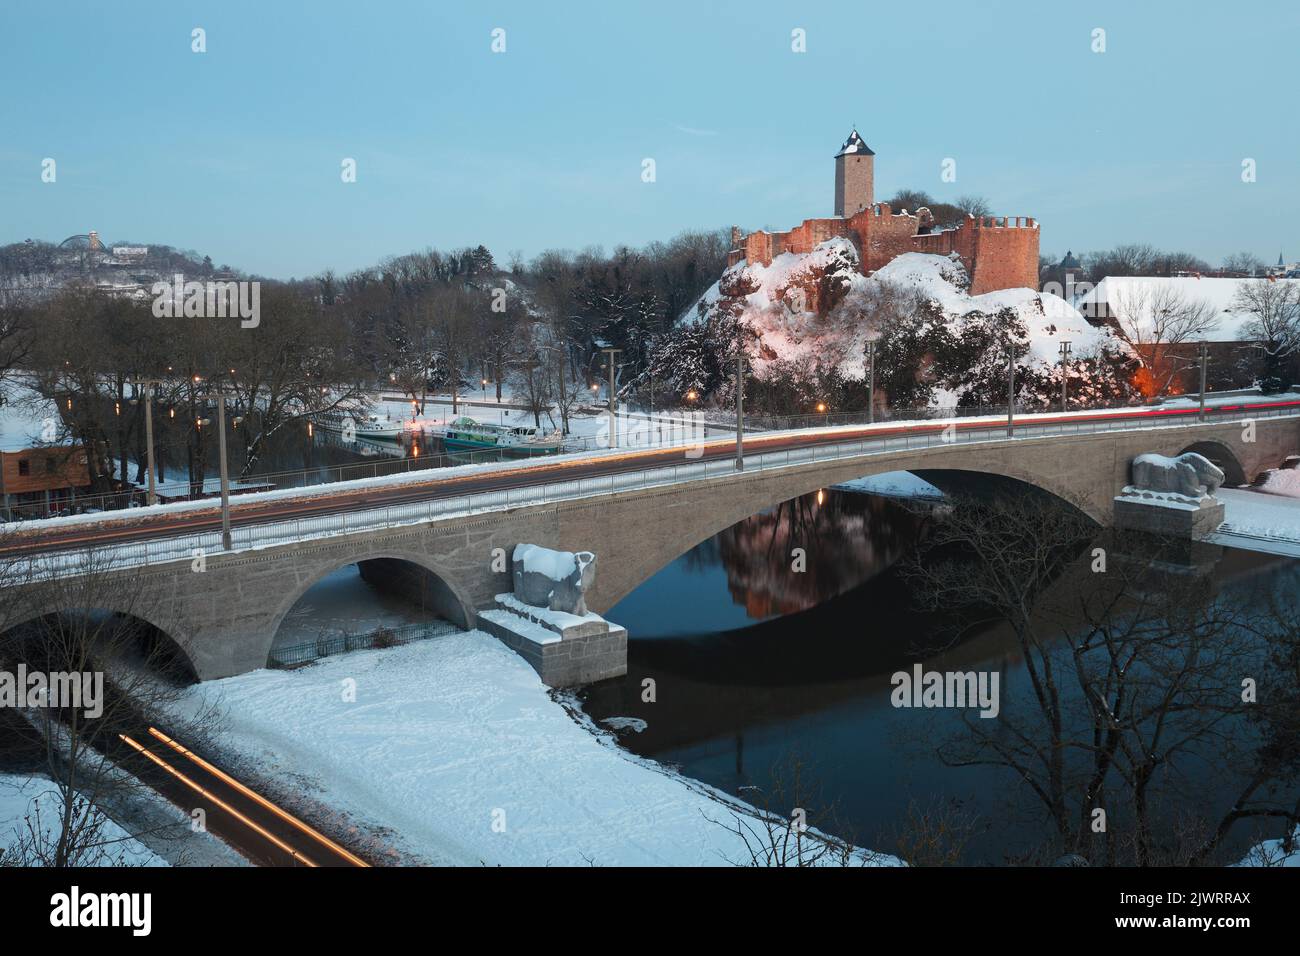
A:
835;129;875;158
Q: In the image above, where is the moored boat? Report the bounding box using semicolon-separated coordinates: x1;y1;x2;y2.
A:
440;417;562;456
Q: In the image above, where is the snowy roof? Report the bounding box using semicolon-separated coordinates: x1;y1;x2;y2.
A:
835;129;875;158
1076;275;1300;341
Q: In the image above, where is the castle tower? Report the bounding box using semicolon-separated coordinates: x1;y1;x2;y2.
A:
834;129;874;217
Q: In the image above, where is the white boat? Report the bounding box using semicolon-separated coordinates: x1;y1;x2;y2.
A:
440;417;563;456
318;411;405;441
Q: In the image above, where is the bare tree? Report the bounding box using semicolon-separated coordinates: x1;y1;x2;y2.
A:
1223;252;1265;276
903;494;1300;865
1231;279;1300;385
953;195;992;220
1106;283;1218;396
0;551;217;866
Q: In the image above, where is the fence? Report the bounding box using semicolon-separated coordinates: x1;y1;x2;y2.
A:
269;618;463;667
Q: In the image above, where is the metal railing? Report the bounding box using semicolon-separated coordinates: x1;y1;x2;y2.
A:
7;392;1292;522
269;618;463;667
9;401;1299;583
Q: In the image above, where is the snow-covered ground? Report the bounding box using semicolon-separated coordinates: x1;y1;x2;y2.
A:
1219;488;1300;535
1238;828;1300;867
165;633;894;867
1258;467;1300;498
0;772;167;866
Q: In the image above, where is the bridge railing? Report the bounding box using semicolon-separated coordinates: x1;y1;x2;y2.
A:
7;403;1299;582
4;392;1292;524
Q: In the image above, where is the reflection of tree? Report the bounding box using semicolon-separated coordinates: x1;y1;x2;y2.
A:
906;496;1300;865
689;490;925;619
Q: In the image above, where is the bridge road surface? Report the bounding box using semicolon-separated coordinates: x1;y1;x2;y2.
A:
3;399;1298;559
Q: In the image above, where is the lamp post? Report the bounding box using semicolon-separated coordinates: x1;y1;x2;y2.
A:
131;379;161;506
1006;335;1016;439
735;351;745;471
1198;340;1210;422
1058;340;1072;414
865;339;876;425
196;385;234;551
602;347;621;449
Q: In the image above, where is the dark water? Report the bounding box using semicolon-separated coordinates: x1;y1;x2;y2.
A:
582;482;1300;865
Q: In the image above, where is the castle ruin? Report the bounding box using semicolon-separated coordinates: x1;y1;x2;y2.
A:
728;130;1040;295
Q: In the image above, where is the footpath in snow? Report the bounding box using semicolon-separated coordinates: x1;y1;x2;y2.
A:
167;632;894;867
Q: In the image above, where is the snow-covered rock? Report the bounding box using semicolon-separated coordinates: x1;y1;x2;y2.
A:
682;242;1128;405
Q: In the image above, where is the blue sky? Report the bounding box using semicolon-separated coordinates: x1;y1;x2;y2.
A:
1;0;1295;277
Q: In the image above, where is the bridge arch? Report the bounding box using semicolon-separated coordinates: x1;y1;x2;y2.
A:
0;606;200;683
265;549;475;655
1178;440;1248;487
595;464;1102;613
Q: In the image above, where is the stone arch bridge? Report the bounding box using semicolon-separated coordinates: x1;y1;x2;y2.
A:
2;414;1295;682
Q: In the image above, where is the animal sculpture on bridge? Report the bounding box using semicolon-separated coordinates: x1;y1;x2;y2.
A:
512;544;598;615
1129;452;1225;498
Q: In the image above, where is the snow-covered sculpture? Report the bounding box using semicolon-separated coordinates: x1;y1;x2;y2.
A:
512;544;597;616
1129;452;1224;498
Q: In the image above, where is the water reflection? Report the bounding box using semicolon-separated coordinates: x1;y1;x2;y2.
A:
585;484;1300;865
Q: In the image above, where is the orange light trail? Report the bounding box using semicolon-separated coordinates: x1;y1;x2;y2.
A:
119;732;320;867
147;727;370;867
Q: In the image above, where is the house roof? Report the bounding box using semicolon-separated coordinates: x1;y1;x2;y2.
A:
1075;275;1300;341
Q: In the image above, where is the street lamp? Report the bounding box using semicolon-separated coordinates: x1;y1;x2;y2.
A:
735;351;746;471
1058;340;1072;413
601;347;622;449
1198;340;1210;422
1006;333;1017;438
130;379;162;506
865;339;876;425
197;387;234;552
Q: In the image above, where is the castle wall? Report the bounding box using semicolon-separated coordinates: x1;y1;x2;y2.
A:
966;217;1040;294
726;156;1040;294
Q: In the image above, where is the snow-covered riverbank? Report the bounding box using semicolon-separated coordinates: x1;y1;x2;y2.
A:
0;773;167;866
167;632;894;867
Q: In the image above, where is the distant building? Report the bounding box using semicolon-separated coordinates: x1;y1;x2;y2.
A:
0;445;92;519
1075;275;1300;395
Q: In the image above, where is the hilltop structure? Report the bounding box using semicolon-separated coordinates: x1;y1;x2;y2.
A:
728;130;1040;295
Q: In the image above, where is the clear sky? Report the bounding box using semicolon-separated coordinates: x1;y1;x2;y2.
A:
1;0;1295;277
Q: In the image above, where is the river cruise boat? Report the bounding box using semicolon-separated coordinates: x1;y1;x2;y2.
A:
440;417;563;457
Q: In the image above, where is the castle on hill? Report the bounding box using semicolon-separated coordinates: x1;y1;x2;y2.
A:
728;130;1040;295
